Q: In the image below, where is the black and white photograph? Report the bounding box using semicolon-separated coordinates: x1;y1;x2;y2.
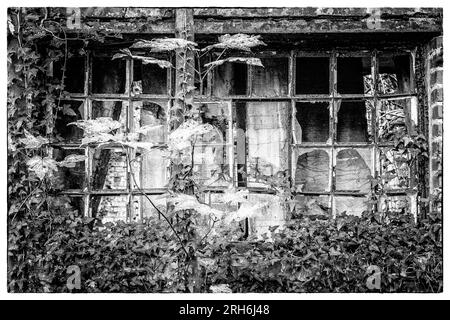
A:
3;2;446;300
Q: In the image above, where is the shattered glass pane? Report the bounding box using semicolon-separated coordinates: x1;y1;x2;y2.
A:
294;148;330;192
334;196;369;217
133;60;168;95
378;99;409;142
54;100;84;142
293;195;331;218
380;148;410;190
295;102;330;143
90;195;128;222
336;100;373;143
335;148;372;193
92;56;126;94
91;148;128;190
131;101;168;189
52;148;86;190
377;54;412;94
252;57;289;97
246;102;290;188
296;57;329;94
337;57;372;94
132;195;167;222
213;62;247;96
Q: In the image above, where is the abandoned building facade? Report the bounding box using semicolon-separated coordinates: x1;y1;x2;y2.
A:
52;7;443;236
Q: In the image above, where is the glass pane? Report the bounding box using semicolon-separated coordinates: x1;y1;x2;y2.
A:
133;60;168;95
213;62;247;96
377;54;412;94
334;196;369;217
92;56;126;94
296;57;329;94
336;100;373;143
294;148;330;192
295;102;330;143
246;102;290;187
337;57;371;94
90;195;128;222
54;100;84;142
131;101;168;189
378;98;409;142
380;148;410;190
52;148;86;190
335;148;372;193
193;102;231;187
293;195;331;218
132;195;167;222
91;148;128;190
252;57;289;97
54;56;85;93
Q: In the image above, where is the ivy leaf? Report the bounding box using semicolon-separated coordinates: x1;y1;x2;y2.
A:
204;57;264;68
19;130;49;149
130;38;198;52
112;48;172;68
210;284;232;293
68;117;122;135
62;104;78;117
57;154;87;168
202;34;266;52
26;156;58;180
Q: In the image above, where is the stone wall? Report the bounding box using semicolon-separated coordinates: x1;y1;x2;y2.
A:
427;36;443;212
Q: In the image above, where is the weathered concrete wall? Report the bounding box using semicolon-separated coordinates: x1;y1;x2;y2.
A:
427;36;443;212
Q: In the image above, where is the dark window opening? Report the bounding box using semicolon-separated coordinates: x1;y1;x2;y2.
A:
133;60;168;95
296;57;329;94
213;62;248;96
54;100;84;142
252;57;289;96
337;57;371;94
52;148;86;190
54;56;85;93
295;102;330;143
336;101;369;143
235;102;247;187
92;57;126;94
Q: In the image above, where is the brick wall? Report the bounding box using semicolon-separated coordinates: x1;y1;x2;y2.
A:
427;36;443;212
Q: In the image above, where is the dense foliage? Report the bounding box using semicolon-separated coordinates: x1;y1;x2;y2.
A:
7;8;442;293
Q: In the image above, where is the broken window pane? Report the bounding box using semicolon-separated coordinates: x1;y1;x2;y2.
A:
212;62;248;96
335;148;372;193
246;102;289;188
92;56;126;94
54;100;84;142
90;195;128;222
293;195;331;218
53;56;85;93
336;100;373;143
380;148;411;190
195;54;209;95
91;100;127;134
252;57;289;97
296;57;329;94
133;60;168;95
235;102;247;187
91;148;128;190
193;102;231;187
377;54;412;94
337;57;371;94
334;196;369;217
52;148;86;190
378;99;409;142
294;148;330;192
132;195;167;223
131;101;168;189
295;102;330;143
